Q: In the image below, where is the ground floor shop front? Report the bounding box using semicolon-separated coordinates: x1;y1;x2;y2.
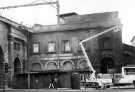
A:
12;70;90;89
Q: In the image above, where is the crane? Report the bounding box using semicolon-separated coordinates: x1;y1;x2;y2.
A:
79;25;119;88
0;0;60;24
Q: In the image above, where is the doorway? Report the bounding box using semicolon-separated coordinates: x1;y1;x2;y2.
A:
0;46;4;88
14;57;22;74
100;57;114;73
0;46;4;71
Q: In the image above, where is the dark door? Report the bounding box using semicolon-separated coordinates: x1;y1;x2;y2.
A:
0;47;4;88
100;57;114;73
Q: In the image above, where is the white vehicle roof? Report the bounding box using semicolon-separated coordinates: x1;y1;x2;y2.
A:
122;65;135;68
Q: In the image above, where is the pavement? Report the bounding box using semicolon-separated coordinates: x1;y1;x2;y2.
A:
0;88;135;92
0;86;135;92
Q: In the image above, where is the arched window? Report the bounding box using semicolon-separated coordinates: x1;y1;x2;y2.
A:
47;62;57;70
32;63;41;71
79;60;88;69
63;61;73;70
102;37;112;49
100;57;114;73
14;58;22;74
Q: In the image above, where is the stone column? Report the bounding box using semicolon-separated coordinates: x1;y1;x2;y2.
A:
8;36;15;88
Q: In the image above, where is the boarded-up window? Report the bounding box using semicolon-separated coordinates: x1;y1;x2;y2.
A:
47;62;57;70
63;61;73;70
79;60;88;69
63;40;71;52
48;42;55;52
71;37;79;53
32;63;41;71
14;42;21;51
102;37;112;49
33;43;39;53
78;39;87;51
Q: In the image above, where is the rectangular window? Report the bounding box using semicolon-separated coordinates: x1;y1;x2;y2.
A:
14;42;21;51
48;42;55;52
78;39;87;51
124;68;135;75
63;40;71;52
33;43;39;53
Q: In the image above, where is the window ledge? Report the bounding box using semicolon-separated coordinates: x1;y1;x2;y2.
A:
46;52;56;54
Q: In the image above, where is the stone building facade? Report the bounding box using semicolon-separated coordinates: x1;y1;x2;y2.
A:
0;16;29;87
0;11;123;88
28;12;123;74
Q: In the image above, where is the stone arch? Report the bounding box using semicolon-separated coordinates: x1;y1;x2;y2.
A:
0;46;4;60
0;46;4;88
78;59;88;69
63;60;74;70
100;57;115;73
46;62;57;70
0;46;4;72
14;57;23;74
32;63;41;71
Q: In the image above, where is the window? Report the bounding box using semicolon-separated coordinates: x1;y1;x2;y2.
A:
63;40;71;52
82;42;87;49
124;68;135;75
33;43;39;53
32;63;41;71
48;42;55;52
14;42;21;51
102;37;112;49
78;39;87;51
14;58;22;74
80;39;87;48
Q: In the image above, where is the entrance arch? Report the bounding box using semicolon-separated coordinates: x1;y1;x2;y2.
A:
14;57;22;74
0;46;4;72
0;46;4;88
100;57;114;73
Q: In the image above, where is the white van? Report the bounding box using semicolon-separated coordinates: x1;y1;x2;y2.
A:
114;65;135;87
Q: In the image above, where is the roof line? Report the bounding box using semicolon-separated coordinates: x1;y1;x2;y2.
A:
0;16;33;32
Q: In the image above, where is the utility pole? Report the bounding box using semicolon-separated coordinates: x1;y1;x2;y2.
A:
56;0;60;24
0;0;60;24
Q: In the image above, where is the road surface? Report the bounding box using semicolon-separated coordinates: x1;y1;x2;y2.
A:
0;88;135;92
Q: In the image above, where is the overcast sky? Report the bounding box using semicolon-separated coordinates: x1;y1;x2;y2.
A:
0;0;134;44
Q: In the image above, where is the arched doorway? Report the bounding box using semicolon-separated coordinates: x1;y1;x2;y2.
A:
14;57;22;74
0;46;4;88
100;57;114;73
0;46;4;72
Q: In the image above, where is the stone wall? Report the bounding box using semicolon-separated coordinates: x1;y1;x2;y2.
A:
29;25;123;73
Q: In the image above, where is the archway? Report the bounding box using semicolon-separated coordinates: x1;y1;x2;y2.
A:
0;46;4;72
63;61;73;70
0;46;4;88
100;57;114;73
14;57;22;74
32;63;41;71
